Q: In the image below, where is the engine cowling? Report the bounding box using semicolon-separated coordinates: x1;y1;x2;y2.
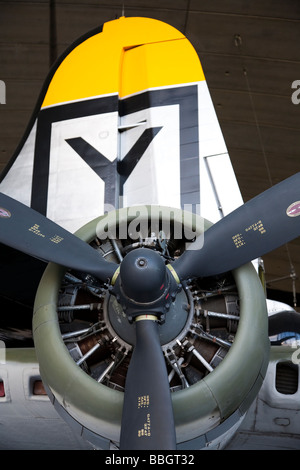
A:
33;205;269;449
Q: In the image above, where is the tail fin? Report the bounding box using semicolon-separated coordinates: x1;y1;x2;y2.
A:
0;17;242;233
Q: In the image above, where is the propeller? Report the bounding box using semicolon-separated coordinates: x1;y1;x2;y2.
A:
173;172;300;280
113;248;178;449
1;171;300;450
119;315;176;449
0;192;118;282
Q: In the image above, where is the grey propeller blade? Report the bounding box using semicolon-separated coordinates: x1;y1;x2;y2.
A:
173;173;300;280
0;192;117;282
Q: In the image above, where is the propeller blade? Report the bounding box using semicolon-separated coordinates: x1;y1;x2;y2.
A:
120;315;176;450
173;172;300;280
0;192;117;282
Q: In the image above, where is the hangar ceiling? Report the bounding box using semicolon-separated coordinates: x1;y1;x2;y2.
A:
0;0;300;310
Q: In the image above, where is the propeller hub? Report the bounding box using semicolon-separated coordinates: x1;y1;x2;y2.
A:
112;247;181;322
119;248;168;304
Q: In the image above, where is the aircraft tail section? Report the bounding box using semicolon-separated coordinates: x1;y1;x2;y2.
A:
0;16;242;233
